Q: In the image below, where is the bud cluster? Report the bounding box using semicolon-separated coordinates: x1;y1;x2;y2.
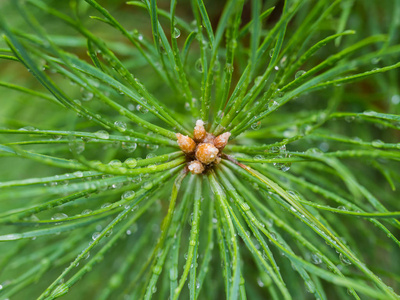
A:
176;120;231;174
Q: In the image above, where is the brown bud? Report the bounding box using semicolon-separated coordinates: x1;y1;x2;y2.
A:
214;132;231;149
202;133;215;144
214;156;222;164
195;143;219;165
188;160;205;174
193;120;206;142
176;133;196;154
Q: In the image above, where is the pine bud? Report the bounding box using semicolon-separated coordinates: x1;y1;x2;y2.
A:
188;160;205;174
176;133;196;154
214;132;231;149
194;120;206;142
195;143;219;164
202;133;215;144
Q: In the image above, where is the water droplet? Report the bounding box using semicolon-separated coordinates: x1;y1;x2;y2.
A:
295;70;306;79
305;148;323;156
146;144;159;151
280;56;287;67
108;274;122;288
101;203;112;209
213;59;220;71
19;126;37;131
225;63;234;74
114;121;127;132
257;277;265;287
268;100;279;111
142;181;153;190
92;232;101;240
94;130;109;139
73;171;84;178
280;163;291;172
71;140;85;154
124;158;137;168
109;159;122;167
339;253;352;265
122;142;137;153
172;27;181;38
344;115;355;123
146;153;157;159
51;213;68;220
319;142;329;152
371;139;384;147
269;48;274;57
391;94;400;105
371;57;381;64
363;110;377;116
81;209;92;215
82;91;94;101
122;190;136;200
136;104;149;114
251;121;261;130
169;267;178;280
195;58;203;73
52;135;62;141
311;253;322;264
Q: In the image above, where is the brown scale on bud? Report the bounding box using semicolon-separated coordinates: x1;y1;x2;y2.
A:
214;132;231;150
188;160;205;174
176;121;231;174
193;120;206;142
195;143;219;165
176;133;196;154
202;133;215;144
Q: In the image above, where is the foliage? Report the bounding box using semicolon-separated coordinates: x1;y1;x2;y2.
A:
0;0;400;299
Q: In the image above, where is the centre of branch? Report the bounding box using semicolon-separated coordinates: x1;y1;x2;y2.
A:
176;120;231;174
